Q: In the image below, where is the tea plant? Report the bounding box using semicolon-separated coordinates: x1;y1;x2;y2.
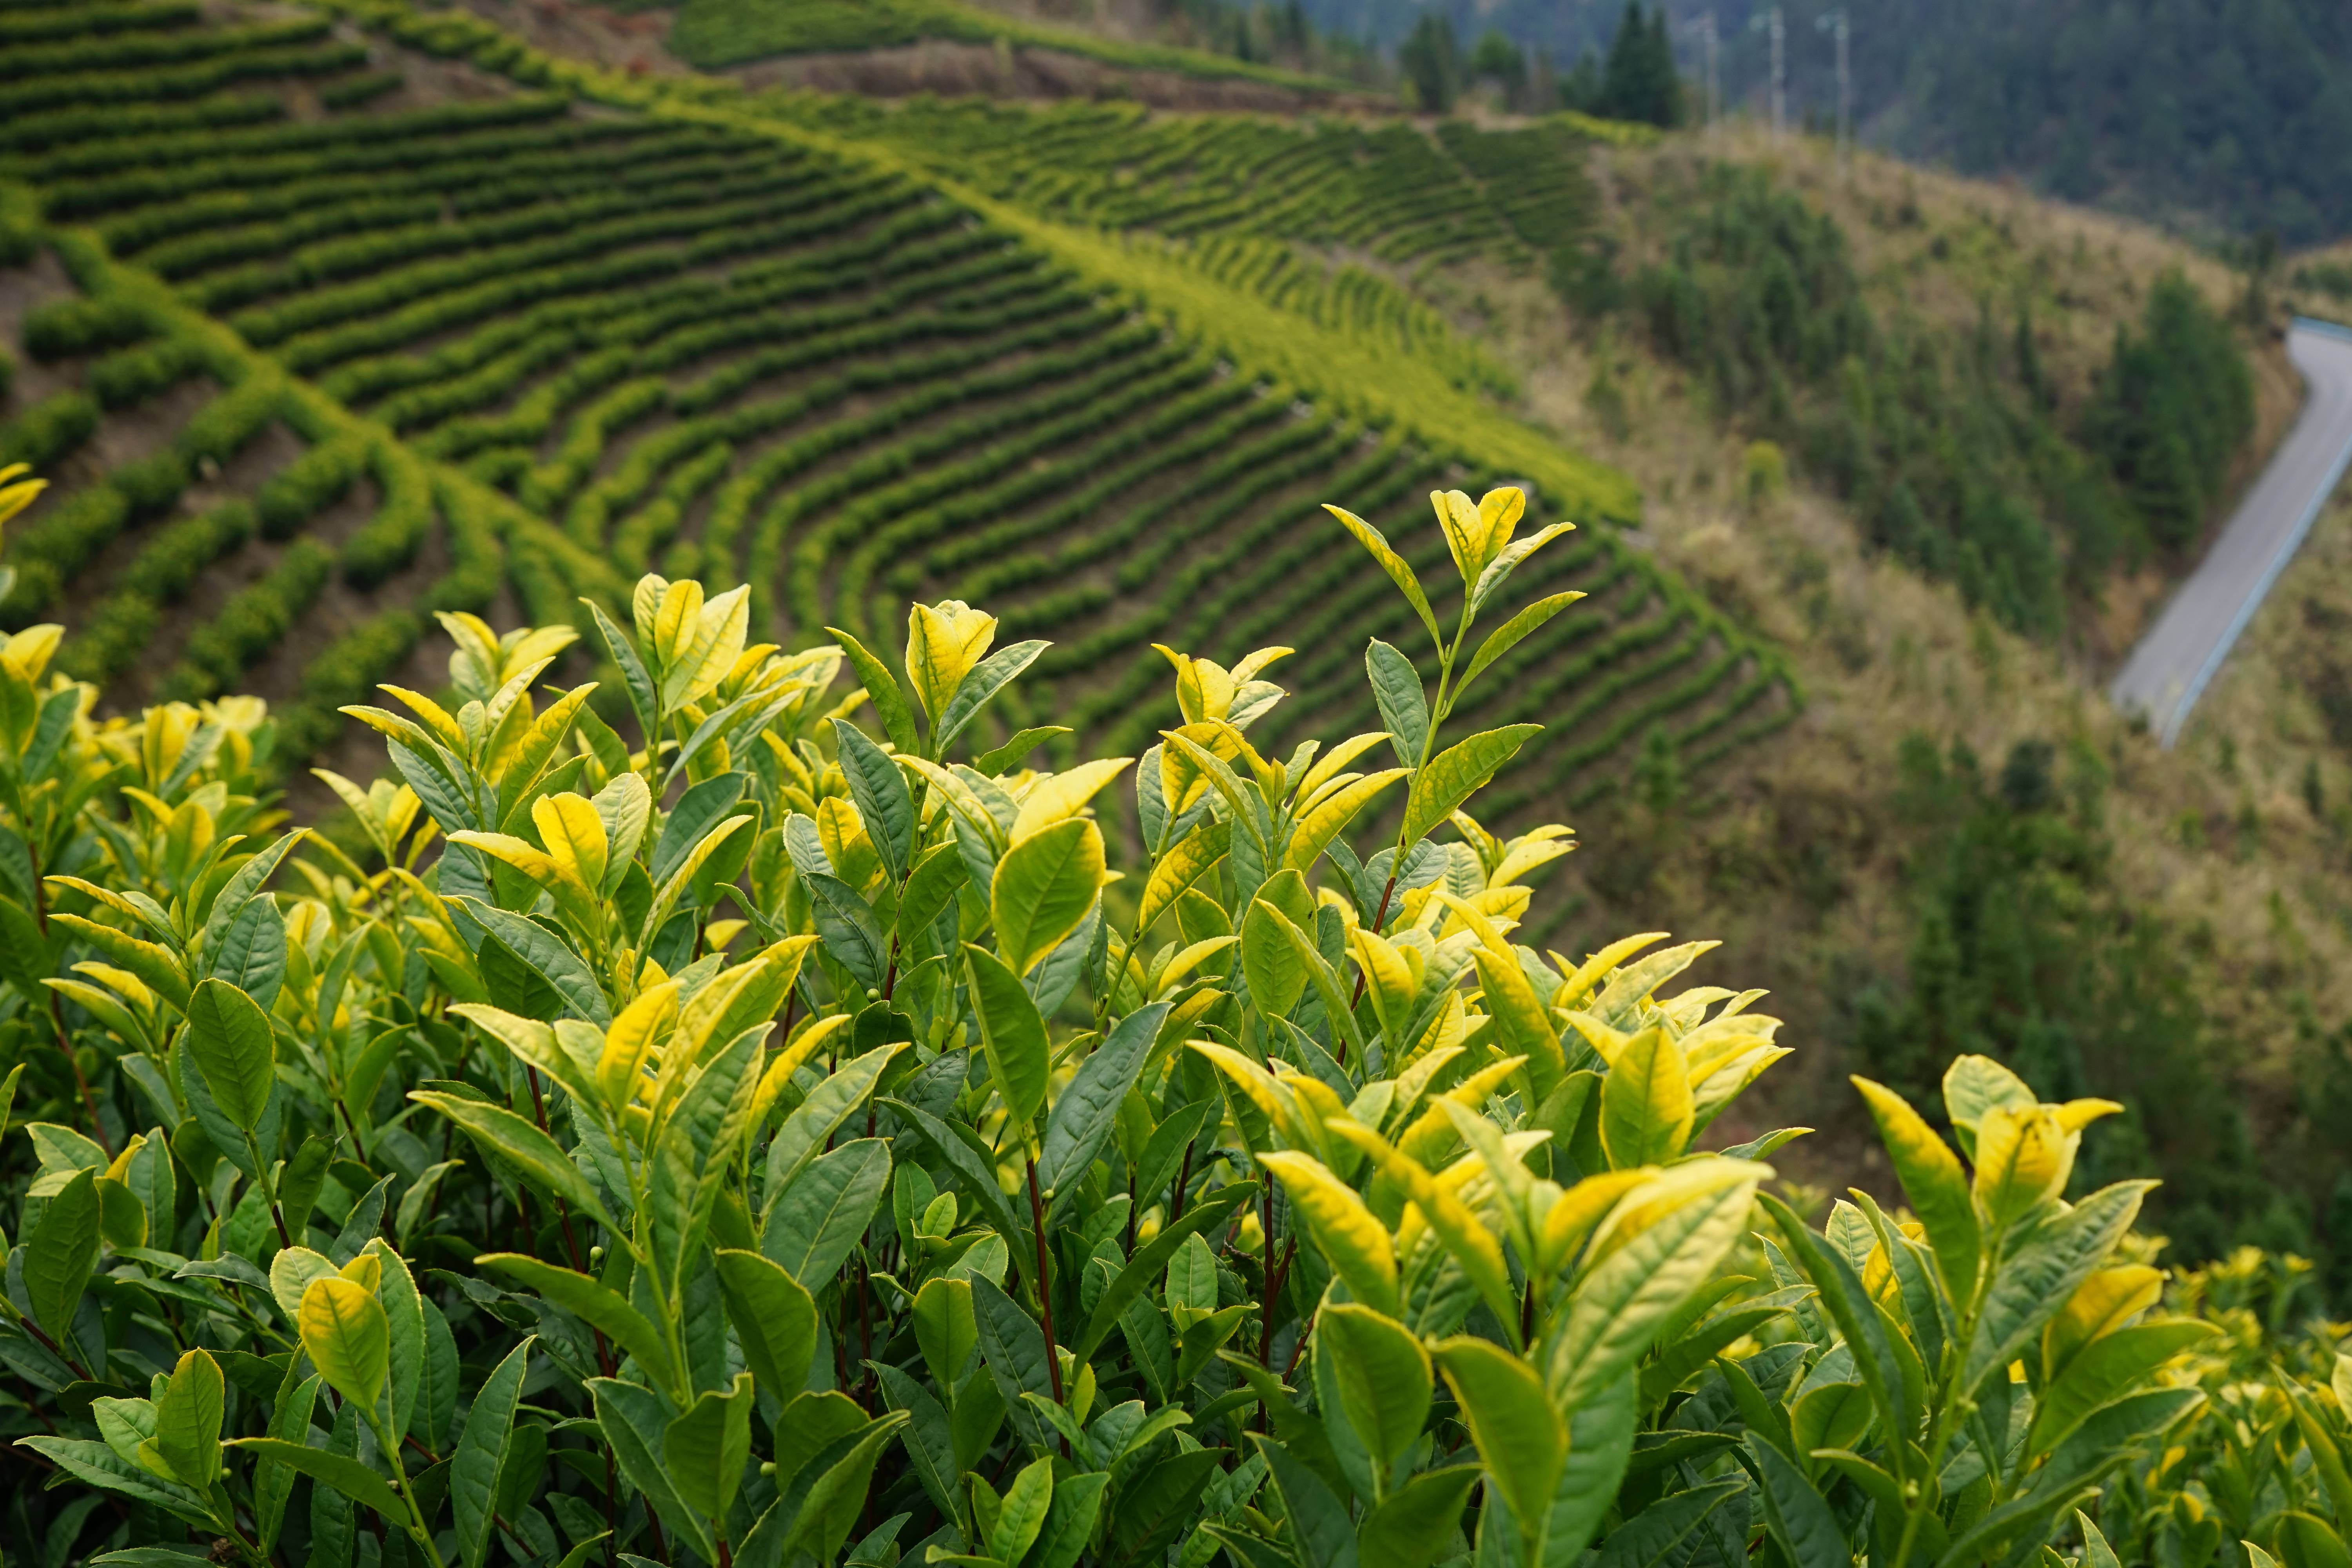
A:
0;469;2202;1568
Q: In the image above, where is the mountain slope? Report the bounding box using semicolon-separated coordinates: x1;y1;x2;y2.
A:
0;0;1790;897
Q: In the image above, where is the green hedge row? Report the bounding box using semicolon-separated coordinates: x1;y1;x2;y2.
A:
22;294;153;361
0;42;367;121
191;157;829;315
161;536;333;699
174;369;283;465
341;441;435;588
34;92;567;195
0;389;99;470
256;431;365;539
55;498;261;683
265;605;423;764
610;439;731;575
94;120;661;255
794;339;1197;636
0;92;280;156
291;177;923;390
425;472;506;613
88;334;206;409
136;192;443;282
0;2;202;45
122;495;258;601
718;310;1142;588
230;174;870;349
938;380;1278;593
543;269;1087;542
10;19;332;87
0;484;128;626
0;367;281;617
318;71;402;110
515;376;666;515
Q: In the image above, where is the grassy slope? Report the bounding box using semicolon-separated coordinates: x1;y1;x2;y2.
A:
1426;132;2352;1177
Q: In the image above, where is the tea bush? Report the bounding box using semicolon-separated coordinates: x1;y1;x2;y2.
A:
0;468;2220;1568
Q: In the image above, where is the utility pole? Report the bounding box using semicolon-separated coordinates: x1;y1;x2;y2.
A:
1749;7;1784;140
1772;6;1785;141
1817;8;1850;178
1679;11;1720;134
1704;9;1719;135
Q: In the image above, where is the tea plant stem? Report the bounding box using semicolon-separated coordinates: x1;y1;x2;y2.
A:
245;1131;293;1249
1347;869;1401;1016
1023;1155;1066;1413
19;1314;92;1383
364;1407;450;1568
1281;1312;1314;1381
1893;1243;2001;1568
517;1063;594;1275
28;853;111;1156
1259;1185;1276;1346
1171;1142;1195;1224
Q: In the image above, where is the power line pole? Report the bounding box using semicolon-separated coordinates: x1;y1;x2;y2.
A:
1704;9;1719;135
1679;10;1720;134
1817;8;1850;177
1749;7;1784;140
1772;6;1785;141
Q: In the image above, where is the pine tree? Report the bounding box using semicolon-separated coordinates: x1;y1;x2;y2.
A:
1400;12;1460;112
1597;1;1647;120
1595;2;1682;127
1646;5;1683;126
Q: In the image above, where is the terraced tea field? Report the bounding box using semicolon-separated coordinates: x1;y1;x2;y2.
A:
0;0;1795;933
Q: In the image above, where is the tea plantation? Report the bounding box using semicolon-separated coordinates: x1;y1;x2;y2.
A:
0;0;1795;926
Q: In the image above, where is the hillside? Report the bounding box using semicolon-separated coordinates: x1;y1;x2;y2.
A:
0;0;1789;928
7;0;2351;1284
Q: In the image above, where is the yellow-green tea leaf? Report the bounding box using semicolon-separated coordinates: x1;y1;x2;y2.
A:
299;1276;389;1411
1600;1028;1693;1169
990;817;1103;978
1258;1150;1396;1315
1401;726;1541;848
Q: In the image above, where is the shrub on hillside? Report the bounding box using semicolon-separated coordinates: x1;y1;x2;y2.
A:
2084;272;2257;554
0;388;99;470
256;431;365;539
162;535;332;697
21;293;152;362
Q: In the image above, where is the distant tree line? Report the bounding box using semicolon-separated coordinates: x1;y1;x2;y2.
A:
1334;0;2352;243
1402;1;1681;123
1145;0;1387;82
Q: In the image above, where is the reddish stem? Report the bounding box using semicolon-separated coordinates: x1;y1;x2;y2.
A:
29;864;109;1156
1024;1158;1067;1412
1335;869;1401;1064
1170;1143;1196;1225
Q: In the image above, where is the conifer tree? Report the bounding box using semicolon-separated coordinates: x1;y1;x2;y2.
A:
1596;1;1682;127
1400;10;1460;111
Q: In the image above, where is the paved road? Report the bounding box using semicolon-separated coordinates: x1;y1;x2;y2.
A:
2112;318;2352;746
